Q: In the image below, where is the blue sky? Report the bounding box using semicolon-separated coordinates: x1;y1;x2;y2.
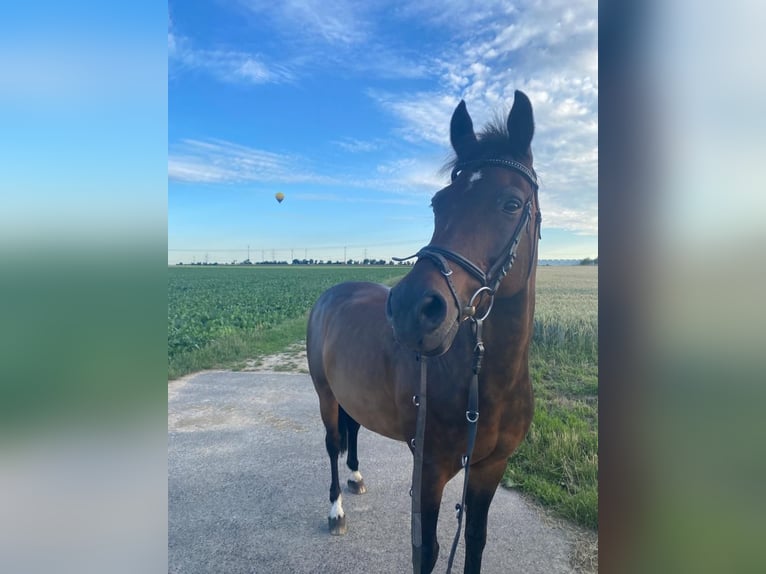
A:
168;0;597;264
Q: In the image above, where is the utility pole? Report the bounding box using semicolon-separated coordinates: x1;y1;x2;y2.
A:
344;246;347;264
247;244;250;262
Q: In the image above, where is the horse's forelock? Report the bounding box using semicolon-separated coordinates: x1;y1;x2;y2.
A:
441;116;522;177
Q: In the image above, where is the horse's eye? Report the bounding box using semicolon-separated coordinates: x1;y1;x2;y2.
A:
503;199;522;213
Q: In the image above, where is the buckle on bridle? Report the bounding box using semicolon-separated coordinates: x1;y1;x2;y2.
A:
468;286;495;322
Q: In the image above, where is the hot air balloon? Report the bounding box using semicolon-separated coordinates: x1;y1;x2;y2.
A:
275;192;285;204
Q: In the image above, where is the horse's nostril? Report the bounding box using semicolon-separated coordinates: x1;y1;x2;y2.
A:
418;292;447;329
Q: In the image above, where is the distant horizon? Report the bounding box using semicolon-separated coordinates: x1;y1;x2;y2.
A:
167;256;598;267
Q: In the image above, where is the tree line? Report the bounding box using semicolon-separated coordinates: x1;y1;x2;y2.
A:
176;259;415;266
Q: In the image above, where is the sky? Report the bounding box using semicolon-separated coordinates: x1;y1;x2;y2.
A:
168;0;597;264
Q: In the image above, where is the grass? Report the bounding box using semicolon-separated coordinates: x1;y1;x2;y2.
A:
168;314;309;379
168;264;598;530
503;266;598;530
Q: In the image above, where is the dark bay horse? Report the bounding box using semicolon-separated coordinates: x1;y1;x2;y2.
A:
307;90;541;574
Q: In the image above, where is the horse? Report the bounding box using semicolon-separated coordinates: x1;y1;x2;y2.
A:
306;90;541;574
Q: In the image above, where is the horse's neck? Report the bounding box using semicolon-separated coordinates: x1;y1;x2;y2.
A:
482;286;535;371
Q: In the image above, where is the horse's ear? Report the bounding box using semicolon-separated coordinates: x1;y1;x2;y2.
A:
450;100;477;159
507;90;534;157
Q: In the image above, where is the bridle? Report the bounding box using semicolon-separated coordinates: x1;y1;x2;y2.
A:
399;157;542;574
395;157;542;323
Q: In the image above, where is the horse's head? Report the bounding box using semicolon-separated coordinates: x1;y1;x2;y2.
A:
386;91;541;356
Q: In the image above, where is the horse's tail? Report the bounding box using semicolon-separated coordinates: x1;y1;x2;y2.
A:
338;405;350;455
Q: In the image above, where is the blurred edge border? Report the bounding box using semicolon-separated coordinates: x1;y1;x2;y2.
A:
0;3;168;574
601;0;766;572
599;0;650;571
1;1;765;573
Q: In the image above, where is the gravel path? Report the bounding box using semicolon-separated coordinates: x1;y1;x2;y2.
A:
169;370;589;573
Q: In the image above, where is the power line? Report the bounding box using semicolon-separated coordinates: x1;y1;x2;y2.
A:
168;238;431;264
168;238;427;252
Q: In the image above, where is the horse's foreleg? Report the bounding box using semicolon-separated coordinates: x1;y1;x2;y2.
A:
342;408;367;494
319;395;347;535
414;464;449;574
462;457;506;574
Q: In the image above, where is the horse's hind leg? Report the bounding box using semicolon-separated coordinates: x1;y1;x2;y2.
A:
317;390;347;535
341;407;367;494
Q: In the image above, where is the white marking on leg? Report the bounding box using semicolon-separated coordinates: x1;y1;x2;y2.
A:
330;495;344;519
350;470;363;483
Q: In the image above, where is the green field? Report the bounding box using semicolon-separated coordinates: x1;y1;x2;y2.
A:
168;264;597;529
168;266;409;379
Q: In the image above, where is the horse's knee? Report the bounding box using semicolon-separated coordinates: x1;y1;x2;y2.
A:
465;523;487;545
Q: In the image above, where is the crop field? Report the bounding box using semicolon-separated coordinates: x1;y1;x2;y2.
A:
505;265;598;529
168;264;597;529
168;266;409;378
533;266;598;358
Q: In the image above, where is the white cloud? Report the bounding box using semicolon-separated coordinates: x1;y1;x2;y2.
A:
238;0;369;46
230;1;436;80
542;202;598;236
168;139;332;184
168;138;444;199
169;30;294;85
366;0;598;235
168;159;235;183
395;0;517;31
369;89;457;147
332;137;383;153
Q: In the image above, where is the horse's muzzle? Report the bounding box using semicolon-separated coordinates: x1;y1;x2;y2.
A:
386;283;458;356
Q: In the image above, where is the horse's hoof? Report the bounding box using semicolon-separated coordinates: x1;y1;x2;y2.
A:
347;479;367;494
328;515;347;535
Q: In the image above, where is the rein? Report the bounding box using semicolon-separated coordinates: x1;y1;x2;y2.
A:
400;158;541;574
